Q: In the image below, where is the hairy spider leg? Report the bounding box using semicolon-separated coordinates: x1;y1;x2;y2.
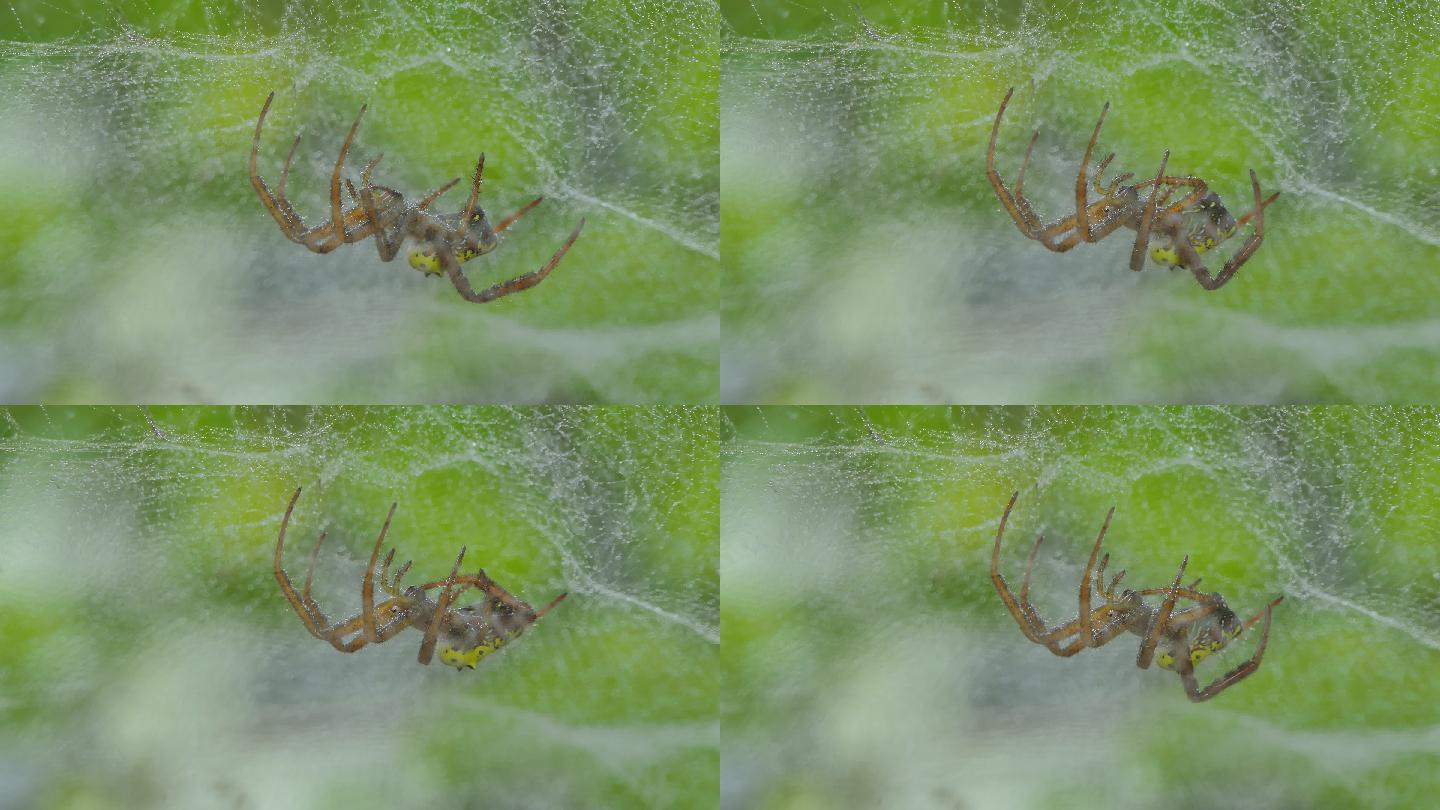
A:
275;487;330;638
276;135;302;228
409;572;568;623
251;93;304;237
316;599;417;653
326;103;368;246
985;91;1153;252
1076;505;1117;647
986;89;1078;251
1091;553;1190;601
417;547;473;665
1092;552;1116;598
1136;555;1190;669
360;501;399;644
251;93;395;252
1127;151;1173;272
1029;603;1139;656
439;217;586;304
1170;170;1274;290
991;492;1132;653
274;487;412;652
536;592;569;618
1091;153;1135;197
1073;100;1112;242
1177;595;1283;701
991;492;1043;642
1233;189;1282;230
495;197;546;234
461;154;486;229
986;91;1132;251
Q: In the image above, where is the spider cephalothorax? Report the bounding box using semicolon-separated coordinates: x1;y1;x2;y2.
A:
250;92;584;304
985;87;1280;290
273;488;566;669
988;492;1283;702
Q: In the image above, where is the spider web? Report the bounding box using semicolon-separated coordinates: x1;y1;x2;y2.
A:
0;406;718;809
722;406;1440;810
0;1;718;403
721;0;1440;403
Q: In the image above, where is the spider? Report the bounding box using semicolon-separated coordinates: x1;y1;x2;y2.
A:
986;87;1281;290
249;92;586;304
989;492;1284;702
273;487;567;669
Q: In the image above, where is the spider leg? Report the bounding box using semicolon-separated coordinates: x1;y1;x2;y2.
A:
1159;602;1222;631
1091;152;1137;197
985;88;1078;252
359;153;384;186
1078;505;1116;646
277;135;302;222
417;546;471;665
990;491;1051;644
1128;150;1171;272
1074;100;1111;242
1018;533;1044;604
274;487;338;640
1106;568;1127;595
441;218;585;304
1093;552;1109;590
1233;190;1281;230
328;103;368;246
1152;176;1209;214
985;89;1038;238
1036;194;1132;246
1012;533;1054;639
1008;136;1095;251
302;529;326;602
391;559;413;592
461;154;485;227
1014;129;1040;200
1180;596;1283;702
1129;586;1210;602
990;492;1097;646
1041;604;1136;656
359;187;421;263
536;592;568;619
250;93;306;239
416;177;462;210
361;501;399;643
1184;170;1271;290
1136;555;1189;669
495;197;546;234
318;598;416;653
377;547;397;593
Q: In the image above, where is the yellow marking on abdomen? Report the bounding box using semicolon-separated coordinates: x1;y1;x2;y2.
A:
437;636;508;670
408;251;443;275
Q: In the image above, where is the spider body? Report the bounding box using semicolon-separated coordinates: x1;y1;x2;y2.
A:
273;488;566;670
985;87;1280;290
250;92;584;304
989;492;1283;702
1144;192;1238;268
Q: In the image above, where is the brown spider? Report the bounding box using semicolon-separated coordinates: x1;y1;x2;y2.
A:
273;488;566;669
989;492;1283;702
986;87;1281;290
250;92;585;304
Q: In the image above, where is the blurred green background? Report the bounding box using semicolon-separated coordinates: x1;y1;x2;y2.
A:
0;1;717;403
723;406;1440;809
0;406;719;809
721;1;1440;403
